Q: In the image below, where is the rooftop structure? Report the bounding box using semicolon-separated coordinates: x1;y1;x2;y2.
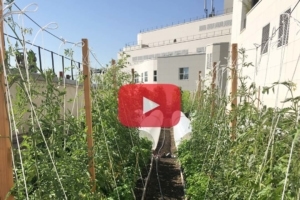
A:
119;1;234;91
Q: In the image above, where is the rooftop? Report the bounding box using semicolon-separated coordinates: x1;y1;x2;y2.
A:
138;7;233;34
123;28;231;52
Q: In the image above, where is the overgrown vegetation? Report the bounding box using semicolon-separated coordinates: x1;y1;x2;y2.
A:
9;52;151;199
178;50;300;199
3;3;152;198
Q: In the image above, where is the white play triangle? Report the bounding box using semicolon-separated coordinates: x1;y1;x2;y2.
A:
143;97;159;114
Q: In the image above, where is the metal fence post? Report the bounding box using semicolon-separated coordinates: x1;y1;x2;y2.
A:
71;60;74;80
38;46;42;72
51;51;55;73
61;55;64;76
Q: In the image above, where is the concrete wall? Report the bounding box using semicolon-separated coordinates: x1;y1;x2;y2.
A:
126;32;231;65
129;42;230;92
157;54;206;91
212;43;229;94
9;74;84;133
204;43;229;93
118;2;233;93
230;0;300;107
122;13;232;66
132;59;158;83
136;13;232;45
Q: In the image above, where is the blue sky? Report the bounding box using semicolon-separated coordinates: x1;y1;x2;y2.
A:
5;0;223;74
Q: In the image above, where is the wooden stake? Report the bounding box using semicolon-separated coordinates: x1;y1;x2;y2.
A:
0;0;14;198
82;38;96;192
197;71;202;110
111;59;116;89
211;62;217;117
197;71;202;99
131;68;134;84
257;86;260;109
231;43;238;140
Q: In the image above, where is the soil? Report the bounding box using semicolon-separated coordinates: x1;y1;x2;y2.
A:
134;128;185;200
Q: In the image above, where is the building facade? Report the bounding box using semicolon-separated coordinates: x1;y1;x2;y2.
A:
119;0;300;107
230;0;300;107
119;2;233;91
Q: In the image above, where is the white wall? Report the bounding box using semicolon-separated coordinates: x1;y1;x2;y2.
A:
10;74;84;133
137;14;232;44
119;6;233;94
122;13;233;66
157;54;206;91
230;0;300;107
132;59;158;83
124;32;231;68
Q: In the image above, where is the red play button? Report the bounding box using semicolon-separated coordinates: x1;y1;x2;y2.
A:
118;84;181;127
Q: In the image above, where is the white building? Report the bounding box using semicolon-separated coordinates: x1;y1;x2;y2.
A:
230;0;300;107
119;0;233;91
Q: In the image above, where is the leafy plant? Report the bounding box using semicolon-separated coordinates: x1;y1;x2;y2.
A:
9;52;152;199
178;49;300;199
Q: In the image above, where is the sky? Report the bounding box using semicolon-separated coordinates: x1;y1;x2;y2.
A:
5;0;223;74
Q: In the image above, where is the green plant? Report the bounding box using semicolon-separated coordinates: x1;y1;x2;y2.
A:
9;52;152;199
178;49;300;199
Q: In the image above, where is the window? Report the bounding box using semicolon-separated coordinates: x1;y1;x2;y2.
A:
261;23;270;54
224;20;232;26
207;23;215;30
179;67;189;80
153;70;157;82
182;50;189;55
141;73;143;82
278;8;291;47
252;0;259;8
242;18;246;30
134;74;139;83
199;25;206;31
215;21;224;28
167;52;173;57
144;71;148;82
197;47;206;53
174;50;181;56
207;53;212;69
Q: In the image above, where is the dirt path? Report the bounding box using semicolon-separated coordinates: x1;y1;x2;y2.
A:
134;128;185;200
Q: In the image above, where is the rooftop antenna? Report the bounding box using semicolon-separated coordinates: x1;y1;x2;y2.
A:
210;0;215;17
204;0;208;18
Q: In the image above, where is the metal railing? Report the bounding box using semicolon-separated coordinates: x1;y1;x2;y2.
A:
137;7;233;34
4;33;82;80
123;28;231;52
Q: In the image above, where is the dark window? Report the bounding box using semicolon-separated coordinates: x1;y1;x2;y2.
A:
252;0;259;7
153;70;157;82
278;8;291;47
134;74;139;83
144;71;148;82
261;23;270;54
179;67;189;80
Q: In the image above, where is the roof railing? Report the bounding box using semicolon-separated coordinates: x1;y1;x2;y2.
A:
123;28;231;52
138;7;233;34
